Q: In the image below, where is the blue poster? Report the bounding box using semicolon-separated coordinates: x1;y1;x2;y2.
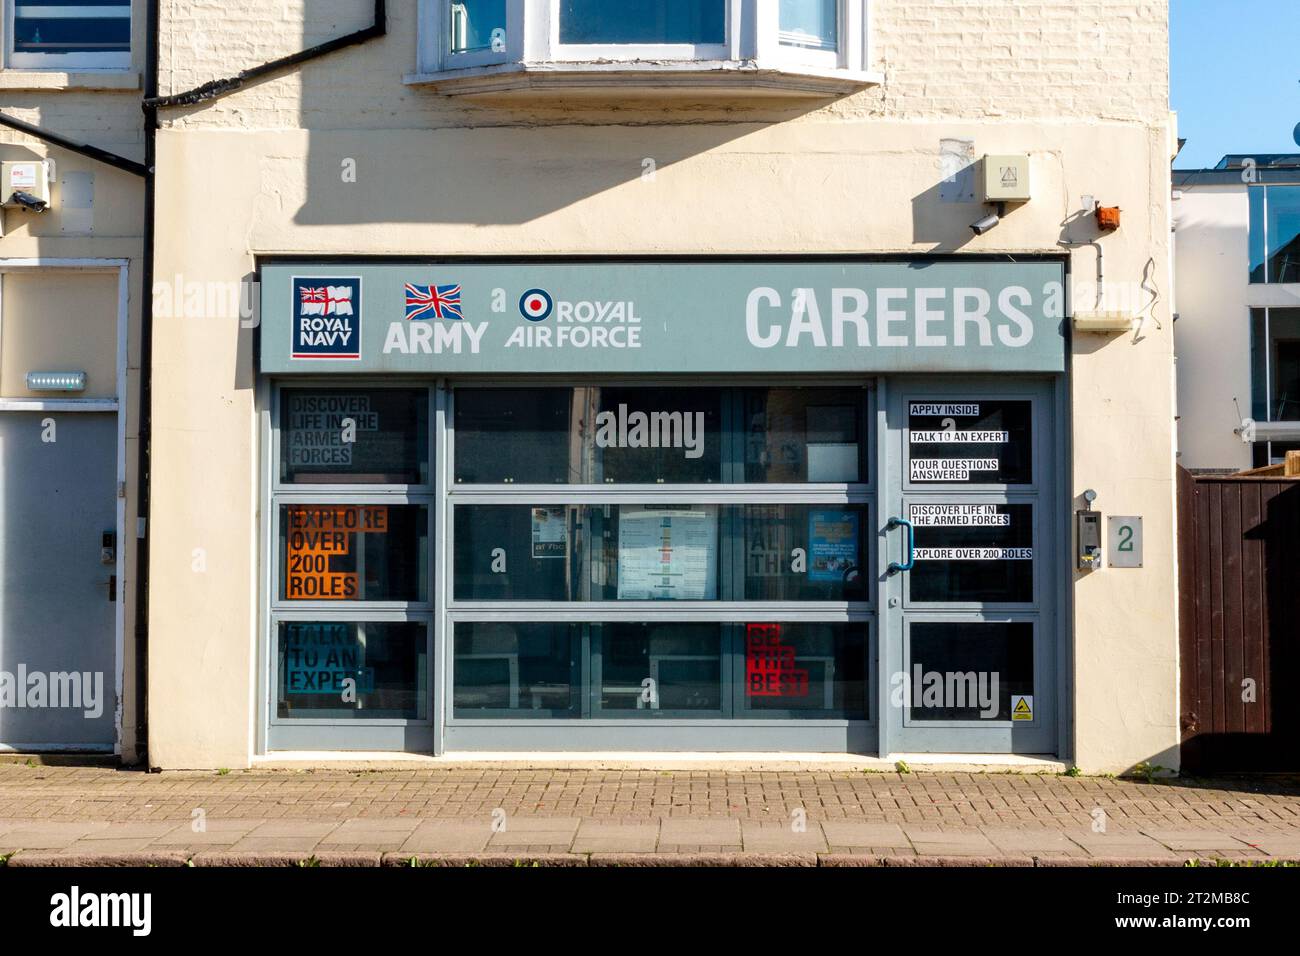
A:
808;510;860;583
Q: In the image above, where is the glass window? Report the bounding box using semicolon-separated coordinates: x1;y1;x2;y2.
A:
743;505;867;600
1249;187;1268;284
742;623;866;717
742;387;866;482
1251;185;1300;285
280;388;428;485
453;622;580;717
280;504;429;602
12;0;130;58
907;622;1033;722
908;399;1033;485
559;0;726;45
277;621;427;719
454;387;724;484
449;0;506;54
598;623;722;714
453;504;720;601
779;0;838;51
908;503;1034;603
1251;308;1300;423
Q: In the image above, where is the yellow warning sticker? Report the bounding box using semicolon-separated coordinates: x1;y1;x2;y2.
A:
1011;695;1034;721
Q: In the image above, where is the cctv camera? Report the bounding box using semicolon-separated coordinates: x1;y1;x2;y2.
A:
9;190;47;212
970;212;1000;235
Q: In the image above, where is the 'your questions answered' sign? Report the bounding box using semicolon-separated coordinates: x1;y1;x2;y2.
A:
259;260;1066;375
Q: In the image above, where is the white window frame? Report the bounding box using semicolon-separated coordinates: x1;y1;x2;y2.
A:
4;0;132;70
418;0;873;76
541;0;735;64
767;0;864;72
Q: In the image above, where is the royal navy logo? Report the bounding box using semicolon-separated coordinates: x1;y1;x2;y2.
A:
291;277;361;359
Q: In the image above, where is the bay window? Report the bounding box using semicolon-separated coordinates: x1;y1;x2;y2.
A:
415;0;878;98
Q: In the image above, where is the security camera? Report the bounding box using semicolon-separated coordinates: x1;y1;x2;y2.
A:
970;211;1000;235
8;190;47;212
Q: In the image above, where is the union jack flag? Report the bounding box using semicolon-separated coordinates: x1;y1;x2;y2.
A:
299;285;354;316
404;283;463;321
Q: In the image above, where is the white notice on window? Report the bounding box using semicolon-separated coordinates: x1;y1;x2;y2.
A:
910;459;1001;481
909;504;1011;526
617;507;718;601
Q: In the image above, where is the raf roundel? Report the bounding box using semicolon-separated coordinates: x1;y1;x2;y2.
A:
519;288;554;321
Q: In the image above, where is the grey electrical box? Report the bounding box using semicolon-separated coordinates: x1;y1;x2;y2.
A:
981;154;1031;203
1077;510;1102;570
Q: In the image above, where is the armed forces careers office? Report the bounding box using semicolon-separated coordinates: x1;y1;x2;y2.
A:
142;0;1178;773
253;259;1072;756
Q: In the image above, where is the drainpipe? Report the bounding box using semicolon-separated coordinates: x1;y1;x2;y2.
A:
134;0;159;764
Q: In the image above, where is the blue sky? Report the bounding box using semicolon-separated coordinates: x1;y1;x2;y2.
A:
1171;0;1300;168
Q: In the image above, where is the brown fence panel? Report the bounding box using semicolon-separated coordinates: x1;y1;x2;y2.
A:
1179;467;1300;771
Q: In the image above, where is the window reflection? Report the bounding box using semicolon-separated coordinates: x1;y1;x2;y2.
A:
742;623;866;717
560;0;726;45
599;623;721;713
779;0;838;51
277;621;427;719
454;386;867;484
1250;185;1300;284
453;623;579;717
450;0;506;54
743;388;864;482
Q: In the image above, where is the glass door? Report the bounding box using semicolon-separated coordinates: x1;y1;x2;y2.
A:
880;379;1059;754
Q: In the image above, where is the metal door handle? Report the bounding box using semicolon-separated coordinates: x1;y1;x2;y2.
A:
106;574;116;602
887;517;914;575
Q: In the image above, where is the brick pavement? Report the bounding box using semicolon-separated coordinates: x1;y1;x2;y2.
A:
1;763;1298;866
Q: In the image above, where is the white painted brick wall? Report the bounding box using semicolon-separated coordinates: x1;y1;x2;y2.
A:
154;0;1169;129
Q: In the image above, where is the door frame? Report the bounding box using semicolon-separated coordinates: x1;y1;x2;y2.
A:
0;258;129;754
877;374;1066;756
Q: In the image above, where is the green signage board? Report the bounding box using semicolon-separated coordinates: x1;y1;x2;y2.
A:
259;260;1066;374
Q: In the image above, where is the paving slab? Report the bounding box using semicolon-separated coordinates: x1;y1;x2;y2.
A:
1066;831;1181;859
659;818;742;846
1141;829;1252;852
901;826;1002;856
572;823;659;853
820;822;909;848
401;820;492;853
981;827;1082;854
741;823;829;852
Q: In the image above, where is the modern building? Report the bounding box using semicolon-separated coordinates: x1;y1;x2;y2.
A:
5;1;1181;773
0;0;146;759
1173;154;1300;472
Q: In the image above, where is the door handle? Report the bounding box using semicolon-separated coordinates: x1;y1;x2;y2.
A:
887;517;914;575
106;574;116;603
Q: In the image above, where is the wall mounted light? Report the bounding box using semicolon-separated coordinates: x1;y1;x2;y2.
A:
26;371;86;392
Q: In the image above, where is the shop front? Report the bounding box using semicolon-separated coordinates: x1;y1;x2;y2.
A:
257;257;1067;756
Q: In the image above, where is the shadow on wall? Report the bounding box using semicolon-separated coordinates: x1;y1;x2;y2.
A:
283;4;833;228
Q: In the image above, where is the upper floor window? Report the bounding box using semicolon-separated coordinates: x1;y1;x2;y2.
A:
420;0;877;98
5;0;130;69
1250;184;1300;285
559;0;725;46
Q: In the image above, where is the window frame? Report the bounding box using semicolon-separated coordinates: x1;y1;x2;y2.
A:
417;0;873;78
444;379;877;730
4;0;132;71
1248;182;1300;286
267;383;437;731
545;0;735;64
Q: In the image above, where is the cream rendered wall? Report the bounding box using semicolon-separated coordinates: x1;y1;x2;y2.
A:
149;0;1176;772
0;0;147;761
1172;184;1253;472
